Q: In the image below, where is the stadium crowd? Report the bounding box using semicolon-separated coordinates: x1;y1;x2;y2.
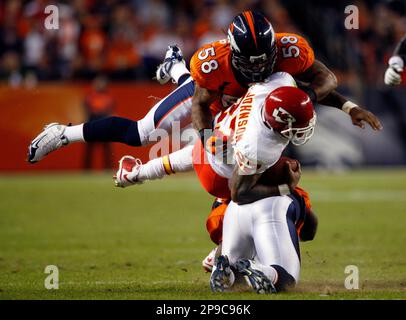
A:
0;0;405;87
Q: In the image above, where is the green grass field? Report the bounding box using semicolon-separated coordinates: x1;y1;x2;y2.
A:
0;169;405;300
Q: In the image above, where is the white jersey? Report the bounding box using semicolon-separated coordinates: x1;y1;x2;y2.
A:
207;72;296;178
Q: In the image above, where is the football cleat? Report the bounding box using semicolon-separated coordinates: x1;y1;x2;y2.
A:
28;123;68;163
155;45;185;84
202;247;218;273
210;255;235;292
235;259;277;294
114;155;143;188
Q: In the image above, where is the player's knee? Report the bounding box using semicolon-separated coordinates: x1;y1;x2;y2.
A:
271;264;297;292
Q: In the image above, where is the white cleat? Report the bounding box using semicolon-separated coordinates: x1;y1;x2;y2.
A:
27;123;68;163
202;247;217;273
114;155;143;188
155;45;185;84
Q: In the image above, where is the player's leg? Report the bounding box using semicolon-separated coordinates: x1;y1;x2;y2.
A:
84;45;192;148
135;76;195;146
28;78;195;163
202;198;229;272
210;201;255;292
191;140;231;199
27;47;193;164
244;196;303;293
218;200;276;294
156;45;190;85
114;144;194;187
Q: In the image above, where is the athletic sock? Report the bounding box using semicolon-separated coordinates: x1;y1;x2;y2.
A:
167;144;193;173
253;262;278;284
83;116;141;146
170;63;190;84
137;145;194;182
64;124;84;143
137;157;166;181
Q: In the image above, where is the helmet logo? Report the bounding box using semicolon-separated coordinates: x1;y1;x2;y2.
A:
228;29;241;53
272;107;296;124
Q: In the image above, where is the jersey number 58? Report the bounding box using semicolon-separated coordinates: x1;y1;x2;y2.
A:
280;36;300;58
198;47;219;74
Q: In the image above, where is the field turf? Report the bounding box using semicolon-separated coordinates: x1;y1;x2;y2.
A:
0;169;405;300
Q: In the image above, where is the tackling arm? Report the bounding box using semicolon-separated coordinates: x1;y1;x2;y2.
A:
297;60;382;131
295;60;338;101
191;83;219;142
230;162;301;205
318;90;382;130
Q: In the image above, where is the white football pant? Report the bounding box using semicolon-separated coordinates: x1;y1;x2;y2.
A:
222;196;302;283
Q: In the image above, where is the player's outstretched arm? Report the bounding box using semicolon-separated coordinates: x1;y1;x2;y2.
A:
318;91;382;131
295;60;338;102
230;162;301;205
296;59;382;131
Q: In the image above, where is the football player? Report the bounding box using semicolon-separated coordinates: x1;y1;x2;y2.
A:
384;35;406;86
207;81;317;294
28;11;381;164
115;72;318;276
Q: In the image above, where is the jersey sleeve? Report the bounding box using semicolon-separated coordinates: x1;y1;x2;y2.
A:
275;33;315;75
190;41;229;91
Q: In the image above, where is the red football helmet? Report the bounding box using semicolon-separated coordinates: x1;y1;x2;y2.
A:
263;86;316;146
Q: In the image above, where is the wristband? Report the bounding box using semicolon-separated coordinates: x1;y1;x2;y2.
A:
299;86;317;103
278;184;291;196
342;101;358;114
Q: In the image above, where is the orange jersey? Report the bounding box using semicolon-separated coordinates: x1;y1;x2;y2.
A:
190;33;315;113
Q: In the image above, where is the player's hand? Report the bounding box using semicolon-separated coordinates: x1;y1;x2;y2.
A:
206;131;229;162
349;107;383;131
286;161;301;191
384;56;404;86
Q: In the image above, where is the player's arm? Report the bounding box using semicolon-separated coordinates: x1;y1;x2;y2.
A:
191;83;219;143
295;59;338;102
230;162;301;205
384;35;406;86
297;60;382;131
318;90;382;130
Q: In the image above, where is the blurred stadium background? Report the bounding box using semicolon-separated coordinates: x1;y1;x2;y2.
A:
0;0;406;299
